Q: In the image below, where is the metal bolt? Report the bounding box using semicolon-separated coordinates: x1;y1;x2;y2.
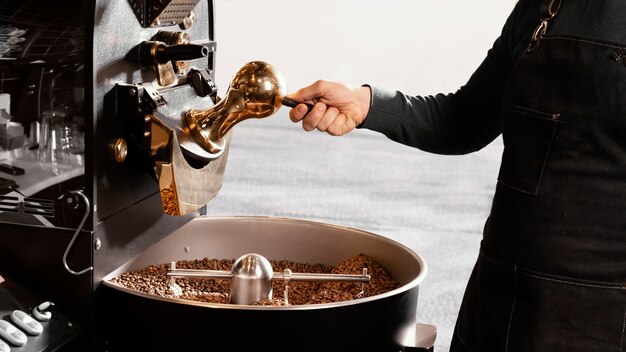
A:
113;138;128;163
180;10;195;29
129;88;136;96
143;131;151;137
95;238;102;251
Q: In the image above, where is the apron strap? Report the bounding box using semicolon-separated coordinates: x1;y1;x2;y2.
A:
540;0;563;20
528;0;563;52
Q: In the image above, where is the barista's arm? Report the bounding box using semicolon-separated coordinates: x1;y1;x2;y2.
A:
359;0;538;155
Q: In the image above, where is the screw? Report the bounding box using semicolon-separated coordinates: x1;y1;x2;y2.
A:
113;138;128;163
95;238;102;251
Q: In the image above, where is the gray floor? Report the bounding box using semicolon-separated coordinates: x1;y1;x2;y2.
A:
207;110;504;351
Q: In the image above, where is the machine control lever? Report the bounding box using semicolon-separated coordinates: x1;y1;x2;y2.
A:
137;41;208;68
132;40;209;86
32;301;54;322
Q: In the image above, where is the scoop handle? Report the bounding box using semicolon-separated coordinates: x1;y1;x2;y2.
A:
282;97;315;114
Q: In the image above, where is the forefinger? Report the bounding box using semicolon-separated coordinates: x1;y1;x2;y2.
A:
287;80;331;103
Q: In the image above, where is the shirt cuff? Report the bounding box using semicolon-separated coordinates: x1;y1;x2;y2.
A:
357;86;402;137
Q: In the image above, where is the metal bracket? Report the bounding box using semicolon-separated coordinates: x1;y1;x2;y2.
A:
114;83;166;154
62;190;92;276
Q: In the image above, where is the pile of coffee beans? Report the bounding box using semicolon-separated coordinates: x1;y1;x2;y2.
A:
160;186;179;216
110;254;400;306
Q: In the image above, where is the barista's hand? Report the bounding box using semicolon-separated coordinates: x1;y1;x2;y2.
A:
287;80;371;136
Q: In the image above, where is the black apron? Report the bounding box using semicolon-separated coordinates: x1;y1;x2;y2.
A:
450;1;626;351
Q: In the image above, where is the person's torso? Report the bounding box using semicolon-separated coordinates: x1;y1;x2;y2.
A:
484;0;626;281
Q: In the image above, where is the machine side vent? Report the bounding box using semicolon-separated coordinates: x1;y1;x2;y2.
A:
128;0;146;25
0;195;19;214
0;196;54;218
23;198;55;218
128;0;200;27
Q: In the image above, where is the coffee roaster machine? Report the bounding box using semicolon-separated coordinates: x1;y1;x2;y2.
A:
0;0;434;351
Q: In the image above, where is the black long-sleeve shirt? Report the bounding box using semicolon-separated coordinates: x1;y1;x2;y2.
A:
361;0;626;155
360;0;541;155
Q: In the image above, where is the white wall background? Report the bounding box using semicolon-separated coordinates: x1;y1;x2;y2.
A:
213;0;517;96
210;1;517;350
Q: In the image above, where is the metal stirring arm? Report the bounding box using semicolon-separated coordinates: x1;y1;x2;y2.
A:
277;268;370;302
273;269;370;283
167;267;370;283
168;268;232;279
167;255;371;305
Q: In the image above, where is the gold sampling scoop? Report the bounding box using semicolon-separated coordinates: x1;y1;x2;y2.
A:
184;61;312;155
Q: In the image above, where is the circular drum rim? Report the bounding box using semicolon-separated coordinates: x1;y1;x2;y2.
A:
101;216;428;311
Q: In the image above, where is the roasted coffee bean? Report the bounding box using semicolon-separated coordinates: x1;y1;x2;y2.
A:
110;255;400;306
160;187;180;216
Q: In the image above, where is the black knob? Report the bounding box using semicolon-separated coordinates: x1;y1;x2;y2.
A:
136;41;209;68
154;43;208;63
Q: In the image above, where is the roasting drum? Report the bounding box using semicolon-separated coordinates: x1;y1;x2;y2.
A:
100;216;427;351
